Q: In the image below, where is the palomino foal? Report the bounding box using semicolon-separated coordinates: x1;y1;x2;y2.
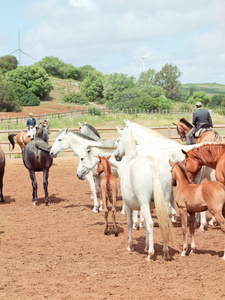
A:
97;155;118;236
169;159;225;260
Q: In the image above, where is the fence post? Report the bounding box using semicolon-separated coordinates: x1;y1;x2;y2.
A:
167;124;171;138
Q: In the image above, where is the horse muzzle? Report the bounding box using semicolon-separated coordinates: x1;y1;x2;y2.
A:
50;152;57;158
114;155;122;162
77;173;86;181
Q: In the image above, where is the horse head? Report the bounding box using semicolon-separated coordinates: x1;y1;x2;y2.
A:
50;128;70;158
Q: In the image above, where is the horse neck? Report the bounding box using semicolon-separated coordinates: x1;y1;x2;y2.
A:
191;144;225;167
101;159;112;176
174;166;189;188
124;131;138;161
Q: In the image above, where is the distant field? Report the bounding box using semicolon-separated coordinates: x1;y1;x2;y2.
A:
181;83;225;96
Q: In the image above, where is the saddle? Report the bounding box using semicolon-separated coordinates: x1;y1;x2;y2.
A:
195;125;212;138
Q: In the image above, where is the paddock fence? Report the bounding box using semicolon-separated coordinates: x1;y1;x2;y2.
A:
1;124;225;158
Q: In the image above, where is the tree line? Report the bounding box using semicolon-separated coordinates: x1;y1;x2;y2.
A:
0;54;224;113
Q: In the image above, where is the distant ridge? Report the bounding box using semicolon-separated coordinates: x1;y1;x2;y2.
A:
181;82;225;96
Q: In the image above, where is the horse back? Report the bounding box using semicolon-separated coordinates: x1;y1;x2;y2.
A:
23;141;52;171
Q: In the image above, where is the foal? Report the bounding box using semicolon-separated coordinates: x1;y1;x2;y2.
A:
169;159;225;260
97;155;118;236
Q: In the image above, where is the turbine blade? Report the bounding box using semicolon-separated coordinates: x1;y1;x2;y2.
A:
20;50;35;60
143;52;152;58
134;50;143;58
10;49;19;55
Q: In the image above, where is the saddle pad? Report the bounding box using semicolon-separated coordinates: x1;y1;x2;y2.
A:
195;128;211;138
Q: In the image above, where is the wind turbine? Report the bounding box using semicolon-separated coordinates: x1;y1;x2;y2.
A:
10;30;35;65
134;50;152;74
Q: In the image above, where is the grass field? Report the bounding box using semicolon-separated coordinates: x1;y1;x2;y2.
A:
180;82;225;96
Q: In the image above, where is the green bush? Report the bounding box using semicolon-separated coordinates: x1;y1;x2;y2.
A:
88;107;101;115
0;80;21;112
13;83;40;106
62;92;89;105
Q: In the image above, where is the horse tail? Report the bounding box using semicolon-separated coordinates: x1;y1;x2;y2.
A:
106;179;113;203
149;158;173;244
8;133;17;149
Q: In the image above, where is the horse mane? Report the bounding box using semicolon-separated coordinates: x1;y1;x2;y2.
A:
83;123;101;138
179;118;193;129
70;131;98;142
175;161;193;184
188;143;225;162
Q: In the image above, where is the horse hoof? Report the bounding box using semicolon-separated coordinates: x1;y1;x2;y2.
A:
92;207;99;213
127;245;134;252
1;199;5;203
115;232;118;237
163;252;171;260
99;206;104;211
181;251;187;257
147;252;155;261
133;223;139;230
46;201;50;206
198;228;205;233
33;201;38;206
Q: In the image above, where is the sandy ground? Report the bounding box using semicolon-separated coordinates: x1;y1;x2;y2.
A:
0;156;225;300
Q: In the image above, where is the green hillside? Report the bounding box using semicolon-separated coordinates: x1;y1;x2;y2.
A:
181;83;225;96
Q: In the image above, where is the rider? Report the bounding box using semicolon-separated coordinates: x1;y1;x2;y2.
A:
186;101;213;145
26;113;37;140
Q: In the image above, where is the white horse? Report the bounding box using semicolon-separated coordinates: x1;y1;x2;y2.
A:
113;126;173;260
50;129;118;213
123;120;216;230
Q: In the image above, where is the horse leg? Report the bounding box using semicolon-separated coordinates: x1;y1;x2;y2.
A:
43;169;50;206
112;194;118;236
180;208;188;256
85;172;99;213
95;175;103;211
0;170;5;203
126;205;134;251
132;210;139;230
169;189;177;223
29;170;38;205
198;212;207;232
121;201;126;214
208;216;217;226
189;213;196;254
140;205;154;261
209;211;225;260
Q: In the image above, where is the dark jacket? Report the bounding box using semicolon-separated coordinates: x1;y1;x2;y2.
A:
26;118;37;128
192;108;213;128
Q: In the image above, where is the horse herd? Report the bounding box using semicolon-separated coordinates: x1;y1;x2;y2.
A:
1;119;225;262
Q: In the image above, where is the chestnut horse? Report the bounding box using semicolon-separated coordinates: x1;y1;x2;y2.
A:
96;155;118;236
169;160;225;260
8;120;50;151
181;143;225;185
0;146;5;203
173;118;221;144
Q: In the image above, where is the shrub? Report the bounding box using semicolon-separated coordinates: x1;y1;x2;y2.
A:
13;83;40;106
62;92;89;105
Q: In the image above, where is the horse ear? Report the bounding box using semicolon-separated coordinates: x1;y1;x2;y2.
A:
181;149;188;157
169;159;174;167
79;122;82;128
116;126;122;134
98;154;101;160
172;123;177;126
65;128;69;133
107;155;111;160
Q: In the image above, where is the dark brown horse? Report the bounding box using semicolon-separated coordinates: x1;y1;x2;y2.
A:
0;146;5;203
22;122;52;205
8;120;50;151
169;159;225;260
173;118;221;144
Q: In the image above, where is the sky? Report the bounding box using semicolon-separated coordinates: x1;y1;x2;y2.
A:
1;0;225;84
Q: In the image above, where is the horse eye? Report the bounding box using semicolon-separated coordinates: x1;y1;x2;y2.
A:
81;158;84;161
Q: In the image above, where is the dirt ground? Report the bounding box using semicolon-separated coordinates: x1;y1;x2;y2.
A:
0;156;225;300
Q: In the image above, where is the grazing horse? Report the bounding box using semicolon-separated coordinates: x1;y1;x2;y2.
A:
8;120;50;151
169;160;225;260
23;122;52;205
114;126;173;261
173;118;221;144
0;146;5;203
96;155;118;236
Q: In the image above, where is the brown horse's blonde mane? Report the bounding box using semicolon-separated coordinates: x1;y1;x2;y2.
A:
188;143;225;163
175;162;193;184
179;118;193;129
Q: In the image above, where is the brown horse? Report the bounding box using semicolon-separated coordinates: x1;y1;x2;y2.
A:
173;118;221;144
8;120;50;151
181;143;225;184
0;146;5;203
96;155;118;236
169;159;225;260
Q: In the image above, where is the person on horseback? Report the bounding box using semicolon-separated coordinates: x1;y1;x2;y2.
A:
186;102;213;145
26;113;37;140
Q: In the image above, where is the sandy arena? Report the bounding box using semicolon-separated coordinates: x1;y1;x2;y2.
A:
0;156;225;300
